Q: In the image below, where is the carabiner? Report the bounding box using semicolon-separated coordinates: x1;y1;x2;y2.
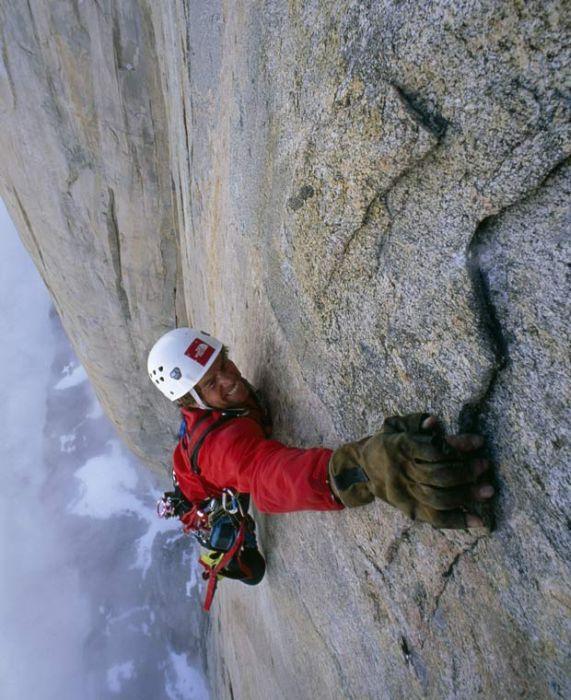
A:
156;496;174;519
221;488;241;515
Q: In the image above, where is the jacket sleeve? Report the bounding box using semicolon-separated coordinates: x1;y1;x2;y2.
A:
202;417;344;513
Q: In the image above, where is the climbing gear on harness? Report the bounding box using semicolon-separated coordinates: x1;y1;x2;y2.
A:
147;328;223;406
156;485;192;519
328;412;491;529
199;546;267;588
157;482;265;611
221;487;243;516
158;404;269;609
158;401;267;610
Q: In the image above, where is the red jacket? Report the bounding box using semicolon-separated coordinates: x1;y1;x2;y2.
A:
173;407;344;514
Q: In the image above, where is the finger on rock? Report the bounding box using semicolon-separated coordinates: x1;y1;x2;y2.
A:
409;437;457;462
409;483;470;510
408;460;477;487
446;434;485;452
415;505;469;529
473;483;494;500
421;415;439;431
474;458;490;477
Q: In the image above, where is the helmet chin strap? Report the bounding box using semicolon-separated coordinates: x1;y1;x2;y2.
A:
190;387;210;410
188;386;248;416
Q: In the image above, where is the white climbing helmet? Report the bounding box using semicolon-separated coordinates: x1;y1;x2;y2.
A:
147;328;222;408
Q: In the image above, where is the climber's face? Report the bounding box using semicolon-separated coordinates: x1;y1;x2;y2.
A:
196;350;250;409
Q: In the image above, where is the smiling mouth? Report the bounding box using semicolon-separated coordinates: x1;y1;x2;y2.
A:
225;382;241;399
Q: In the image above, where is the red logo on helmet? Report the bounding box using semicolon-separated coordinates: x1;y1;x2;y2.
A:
184;338;215;366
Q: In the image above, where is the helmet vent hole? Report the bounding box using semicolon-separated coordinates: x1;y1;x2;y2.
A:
158;366;163;372
160;377;164;382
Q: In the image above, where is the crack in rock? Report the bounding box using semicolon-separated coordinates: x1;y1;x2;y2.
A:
0;25;17;108
391;82;448;138
106;187;132;322
431;538;482;619
324;192;381;287
12;186;46;272
359;545;389;586
385;526;413;565
460;154;570;435
400;634;429;691
459;214;510;435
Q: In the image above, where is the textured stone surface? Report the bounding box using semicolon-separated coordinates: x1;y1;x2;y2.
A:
0;1;569;698
0;0;182;466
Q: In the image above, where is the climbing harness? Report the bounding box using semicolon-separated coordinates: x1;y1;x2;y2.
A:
157;411;266;611
158;481;264;610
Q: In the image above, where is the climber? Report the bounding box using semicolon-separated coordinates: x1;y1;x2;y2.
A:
148;328;494;529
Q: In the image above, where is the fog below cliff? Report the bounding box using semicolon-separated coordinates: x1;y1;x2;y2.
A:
0;200;209;699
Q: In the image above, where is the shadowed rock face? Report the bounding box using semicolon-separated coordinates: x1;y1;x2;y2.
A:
0;1;569;698
0;0;183;466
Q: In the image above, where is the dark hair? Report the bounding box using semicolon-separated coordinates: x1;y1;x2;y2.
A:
176;345;229;409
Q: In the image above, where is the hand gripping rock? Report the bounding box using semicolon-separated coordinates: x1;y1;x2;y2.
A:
328;413;492;529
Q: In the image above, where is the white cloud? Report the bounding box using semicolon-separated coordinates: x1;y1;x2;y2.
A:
107;660;135;693
133;512;181;577
165;652;210;700
0;197;208;698
69;440;141;518
0;198;89;699
59;432;77;452
54;363;88;390
69;438;180;575
86;396;104;419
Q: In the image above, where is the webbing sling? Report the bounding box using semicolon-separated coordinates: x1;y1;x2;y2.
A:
186;413;235;475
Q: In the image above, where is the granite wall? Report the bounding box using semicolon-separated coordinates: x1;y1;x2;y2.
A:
0;1;568;697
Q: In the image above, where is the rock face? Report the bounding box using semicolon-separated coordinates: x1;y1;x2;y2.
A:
0;0;183;466
0;1;569;698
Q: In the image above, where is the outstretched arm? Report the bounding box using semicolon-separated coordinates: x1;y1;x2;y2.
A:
203;417;343;513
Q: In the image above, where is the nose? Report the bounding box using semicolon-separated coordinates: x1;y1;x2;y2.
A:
218;371;235;391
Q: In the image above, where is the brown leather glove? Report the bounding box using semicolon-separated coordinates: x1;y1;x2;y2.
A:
329;413;492;529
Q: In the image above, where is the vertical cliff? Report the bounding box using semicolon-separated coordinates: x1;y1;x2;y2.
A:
0;1;569;698
0;0;183;464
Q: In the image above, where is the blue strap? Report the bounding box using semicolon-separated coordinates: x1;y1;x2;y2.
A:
179;419;187;439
